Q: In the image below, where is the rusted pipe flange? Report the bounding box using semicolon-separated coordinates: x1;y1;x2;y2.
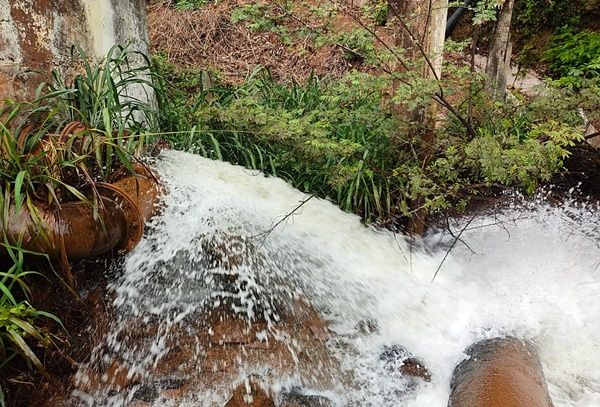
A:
96;182;144;255
0;166;161;261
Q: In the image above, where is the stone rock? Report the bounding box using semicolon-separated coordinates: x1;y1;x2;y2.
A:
448;337;554;407
225;378;275;407
278;389;334;407
132;384;159;403
379;345;431;382
354;318;379;336
74;360;141;392
400;358;431;382
209;313;269;345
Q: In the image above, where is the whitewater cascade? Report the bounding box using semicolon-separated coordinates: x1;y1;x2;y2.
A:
72;150;600;407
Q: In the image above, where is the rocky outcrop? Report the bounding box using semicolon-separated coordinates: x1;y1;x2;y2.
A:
379;344;432;383
448;337;554;407
72;234;339;405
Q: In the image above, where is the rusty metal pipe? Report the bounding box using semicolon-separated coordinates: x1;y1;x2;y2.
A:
0;167;161;260
448;337;554;407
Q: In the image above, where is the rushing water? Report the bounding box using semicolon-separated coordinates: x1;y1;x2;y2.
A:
73;150;600;406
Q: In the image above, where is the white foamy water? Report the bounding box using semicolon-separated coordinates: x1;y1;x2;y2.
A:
73;150;600;406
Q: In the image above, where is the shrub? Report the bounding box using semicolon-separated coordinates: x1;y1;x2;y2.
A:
159;62;585;223
168;68;398;220
544;30;600;86
514;0;582;41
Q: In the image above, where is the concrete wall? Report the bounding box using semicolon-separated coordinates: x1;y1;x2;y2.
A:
0;0;149;101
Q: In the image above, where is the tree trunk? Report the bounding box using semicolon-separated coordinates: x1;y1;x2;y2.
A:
485;0;514;100
390;0;448;235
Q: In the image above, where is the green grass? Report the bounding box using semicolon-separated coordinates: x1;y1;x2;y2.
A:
166;67;399;221
0;242;61;403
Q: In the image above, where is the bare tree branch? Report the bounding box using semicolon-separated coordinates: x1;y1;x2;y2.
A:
252;195;314;247
431;214;476;281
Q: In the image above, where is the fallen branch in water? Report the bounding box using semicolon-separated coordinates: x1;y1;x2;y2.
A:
252;195;314;248
431;215;477;282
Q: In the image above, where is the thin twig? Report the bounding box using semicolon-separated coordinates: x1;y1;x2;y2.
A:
431;214;476;281
252;194;314;248
445;214;476;254
393;233;409;261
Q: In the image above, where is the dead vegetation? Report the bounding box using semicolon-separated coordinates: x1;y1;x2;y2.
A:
147;0;400;83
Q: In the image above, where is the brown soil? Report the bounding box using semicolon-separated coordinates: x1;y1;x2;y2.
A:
147;0;402;84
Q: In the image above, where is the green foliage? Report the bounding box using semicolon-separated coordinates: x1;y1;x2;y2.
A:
363;0;389;26
544;30;600;86
438;82;587;194
512;0;586;71
514;0;582;41
0;242;61;399
169;68;397;220
55;45;161;134
172;0;215;10
470;0;501;25
152;0;593;222
230;3;293;45
334;29;377;62
231;4;273;29
159;59;585;222
1;45;161;210
151;53;211;132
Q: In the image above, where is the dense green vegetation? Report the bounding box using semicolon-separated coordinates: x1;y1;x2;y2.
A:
0;46;161;396
155;56;589;223
544;30;600;86
149;0;598;227
513;0;600;73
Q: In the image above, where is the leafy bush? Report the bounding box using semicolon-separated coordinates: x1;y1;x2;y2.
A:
0;243;61;403
335;29;377;62
230;3;293;45
514;0;582;41
168;68;398;220
544;30;600;86
159;61;585;223
0;253;57;373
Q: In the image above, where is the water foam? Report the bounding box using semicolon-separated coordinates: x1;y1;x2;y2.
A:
74;150;600;406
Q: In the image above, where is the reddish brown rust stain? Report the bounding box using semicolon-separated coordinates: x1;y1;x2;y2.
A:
448;337;554;407
0;165;161;260
2;0;90;101
9;0;55;69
